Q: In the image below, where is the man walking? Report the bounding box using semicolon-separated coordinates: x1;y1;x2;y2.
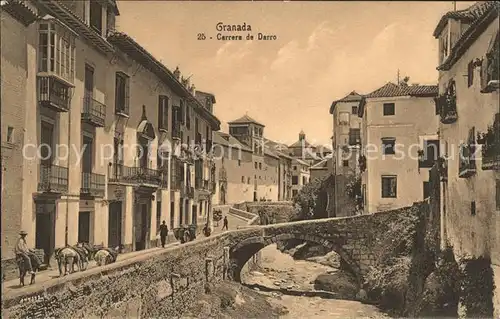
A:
159;221;169;248
221;216;229;231
14;231;40;275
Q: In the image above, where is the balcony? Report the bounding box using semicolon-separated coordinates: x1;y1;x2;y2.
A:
82;95;106;127
81;172;105;197
108;163;161;187
38;164;68;193
458;144;476;178
172;122;181;140
478;114;500;170
38;76;71;112
436;81;458;124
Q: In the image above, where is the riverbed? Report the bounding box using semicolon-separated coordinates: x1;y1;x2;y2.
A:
241;244;390;318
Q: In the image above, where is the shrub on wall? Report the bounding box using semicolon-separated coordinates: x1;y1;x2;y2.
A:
458;255;495;318
415;245;461;317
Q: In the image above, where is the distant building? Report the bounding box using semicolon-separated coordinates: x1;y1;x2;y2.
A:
328;91;365;217
291;158;311;198
310;157;331;181
358;82;439;214
288;131;330;166
211;115;292;205
433;1;499;316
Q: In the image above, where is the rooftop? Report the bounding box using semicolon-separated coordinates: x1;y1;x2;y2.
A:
329;91;364;114
364;82;438;99
433;1;493;37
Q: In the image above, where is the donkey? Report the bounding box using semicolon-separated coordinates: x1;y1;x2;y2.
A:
93;245;123;266
55;245;90;276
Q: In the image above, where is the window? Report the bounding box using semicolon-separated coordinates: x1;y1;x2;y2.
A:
89;1;103;35
419;139;440;168
343;160;349;167
186;106;191;129
259;163;262;170
38;22;76;82
115;72;129;115
481;31;499;92
247;177;250;184
352;106;358;114
381;175;397;198
382;138;396;155
293;166;297;171
349;128;361;145
471;201;476;216
467;60;474;87
6;126;14;143
180;99;185;125
292;189;298;197
383;103;395;116
302;176;306;185
339;112;350;125
238;159;241;166
423;181;430;199
229;126;248;135
158;95;169;131
292;176;298;185
241;176;245;183
255;162;258;169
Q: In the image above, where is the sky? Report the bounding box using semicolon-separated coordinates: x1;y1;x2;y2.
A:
116;1;476;147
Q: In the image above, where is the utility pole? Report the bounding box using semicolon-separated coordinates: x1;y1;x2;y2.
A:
397;69;400;85
453;1;456;11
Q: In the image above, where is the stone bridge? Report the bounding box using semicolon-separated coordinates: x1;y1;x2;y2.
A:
2;204;424;318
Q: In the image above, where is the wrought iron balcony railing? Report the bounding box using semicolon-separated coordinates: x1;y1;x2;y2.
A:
38;76;71;112
458;144;476;178
82;95;106;127
81;172;105;197
38;164;68;193
108;163;161;186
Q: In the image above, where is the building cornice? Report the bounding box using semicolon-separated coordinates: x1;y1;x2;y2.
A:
107;32;221;131
1;0;38;26
437;4;499;71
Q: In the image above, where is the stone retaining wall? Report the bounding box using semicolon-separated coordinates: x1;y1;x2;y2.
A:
1;234;234;319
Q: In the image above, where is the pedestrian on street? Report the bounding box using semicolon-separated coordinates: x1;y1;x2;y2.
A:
159;221;169;248
222;216;229;231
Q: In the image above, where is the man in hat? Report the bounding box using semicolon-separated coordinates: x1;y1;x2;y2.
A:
14;231;39;275
159;221;169;248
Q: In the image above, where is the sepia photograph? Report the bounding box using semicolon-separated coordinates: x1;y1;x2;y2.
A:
0;0;499;318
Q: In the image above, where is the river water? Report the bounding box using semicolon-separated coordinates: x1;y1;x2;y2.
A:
241;244;390;319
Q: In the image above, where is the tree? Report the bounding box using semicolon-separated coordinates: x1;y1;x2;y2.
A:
292;175;329;220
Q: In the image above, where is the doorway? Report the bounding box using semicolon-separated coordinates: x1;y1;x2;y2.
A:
170;201;175;229
179;199;183;227
78;211;91;243
135;201;150;251
35;201;56;264
184;199;189;224
108;201;122;249
192;205;197;225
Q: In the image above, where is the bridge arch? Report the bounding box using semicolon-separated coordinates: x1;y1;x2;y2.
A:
228;233;363;284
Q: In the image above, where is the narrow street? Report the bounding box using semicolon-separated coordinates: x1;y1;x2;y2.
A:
2;211;248;297
242;244;390;318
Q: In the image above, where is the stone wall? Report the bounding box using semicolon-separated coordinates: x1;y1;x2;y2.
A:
2;203;426;318
2;234;238;318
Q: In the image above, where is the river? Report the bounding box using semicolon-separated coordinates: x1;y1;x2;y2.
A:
241;244;390;318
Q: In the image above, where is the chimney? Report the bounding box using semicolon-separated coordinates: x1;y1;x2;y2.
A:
299;130;305;141
190;84;196;95
173;66;180;80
